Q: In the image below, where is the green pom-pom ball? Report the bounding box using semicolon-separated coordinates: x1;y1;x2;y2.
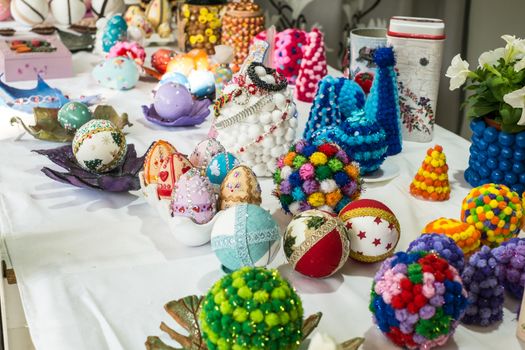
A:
200;267;304;350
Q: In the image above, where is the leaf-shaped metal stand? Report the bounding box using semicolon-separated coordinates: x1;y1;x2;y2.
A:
145;296;325;350
340;337;365;350
10;105;132;142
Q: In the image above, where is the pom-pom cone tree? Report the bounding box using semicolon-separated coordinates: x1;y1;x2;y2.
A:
410;145;450;201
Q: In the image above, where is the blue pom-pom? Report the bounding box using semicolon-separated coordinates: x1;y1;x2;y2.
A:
288;172;301;187
333;171;350;186
301;145;317;158
373;47;396;68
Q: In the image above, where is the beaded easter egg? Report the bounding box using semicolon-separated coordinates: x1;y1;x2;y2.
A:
206;152;239;189
219;165;261;210
407;233;465;273
72;119;126;173
93;57;140;90
460;183;524;247
143;140;177;185
0;0;10;21
189;138;225;169
200;267;304;350
153;83;193;120
492;237;525;299
273;139;362;215
422;218;481;255
156;152;192;199
50;0;86;25
170;168;216;224
91;0;125;18
338;199;400;263
370;251;468;349
210;204;281;271
57;102;92;132
284;209;349;278
10;0;48;26
101;14;127;52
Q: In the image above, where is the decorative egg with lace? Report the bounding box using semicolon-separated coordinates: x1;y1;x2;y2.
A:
212;62;298;177
170;168;217;224
219;165;261;210
206;152;239;189
189;138;225;168
156;152;193;199
143;140;177;186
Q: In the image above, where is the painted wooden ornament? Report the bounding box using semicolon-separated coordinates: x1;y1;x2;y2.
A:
156;152;192;199
50;0;86;25
210;204;281;272
57;101;92;132
219;165;261;210
338;199;400;263
143;140;177;185
189;138;224;169
10;0;49;26
72;119;127;173
91;0;125;18
284;209;350;278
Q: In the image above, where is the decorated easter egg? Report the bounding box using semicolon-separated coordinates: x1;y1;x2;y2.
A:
189;138;225;168
211;204;281;271
72;119;126;173
102;14;127;52
151;48;176;74
143;140;177;185
91;0;125;18
0;0;11;21
214;65;232;95
93;56;139;90
57;102;92;132
144;0;170;31
156;71;190;92
206;152;239;188
284;209;349;278
338;199;400;263
10;0;48;26
50;0;86;25
219;165;261;210
156;152;192;199
188;70;215;99
153;83;193;120
171;168;216;224
166;55;194;76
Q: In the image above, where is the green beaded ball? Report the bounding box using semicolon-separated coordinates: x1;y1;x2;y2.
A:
200;267;304;350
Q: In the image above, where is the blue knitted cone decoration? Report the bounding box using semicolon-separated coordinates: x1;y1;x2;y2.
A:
365;47;402;156
303;76;365;140
312;110;387;174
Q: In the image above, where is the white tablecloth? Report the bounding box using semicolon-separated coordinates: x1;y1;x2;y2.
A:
0;47;522;350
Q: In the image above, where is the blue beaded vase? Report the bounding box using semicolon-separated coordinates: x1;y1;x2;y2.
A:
465;118;525;194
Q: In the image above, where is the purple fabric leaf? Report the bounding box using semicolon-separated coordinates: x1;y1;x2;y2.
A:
142;99;211;127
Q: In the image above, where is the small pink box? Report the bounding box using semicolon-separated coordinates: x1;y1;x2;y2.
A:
0;34;73;82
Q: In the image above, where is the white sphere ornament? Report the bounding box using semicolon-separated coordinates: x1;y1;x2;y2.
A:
50;0;86;25
90;0;124;18
72;119;127;173
10;0;48;26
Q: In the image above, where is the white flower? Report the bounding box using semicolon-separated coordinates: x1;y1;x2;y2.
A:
478;48;504;67
503;86;525;125
308;332;341;350
515;57;525;72
209;159;220;176
502;34;525;61
445;54;470;90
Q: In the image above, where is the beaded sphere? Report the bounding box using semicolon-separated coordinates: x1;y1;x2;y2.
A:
492;237;525;299
461;246;504;326
370;251;468;349
284;209;349;278
273;139;362;215
460;183;524;247
422;218;481;255
407;234;465;273
200;267;304;350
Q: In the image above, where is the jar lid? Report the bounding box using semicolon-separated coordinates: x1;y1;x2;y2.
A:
388;16;445;40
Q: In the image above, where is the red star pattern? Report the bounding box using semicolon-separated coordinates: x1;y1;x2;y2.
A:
372;238;381;246
374;217;382;225
388;222;395;230
346;222;353;229
386;242;392;250
357;231;366;240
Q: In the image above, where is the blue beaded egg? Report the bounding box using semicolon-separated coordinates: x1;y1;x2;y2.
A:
102;15;127;52
206;152;240;188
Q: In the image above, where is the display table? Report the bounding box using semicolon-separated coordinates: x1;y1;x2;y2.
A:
0;46;522;350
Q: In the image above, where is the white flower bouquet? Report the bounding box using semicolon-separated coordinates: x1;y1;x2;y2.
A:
446;35;525;132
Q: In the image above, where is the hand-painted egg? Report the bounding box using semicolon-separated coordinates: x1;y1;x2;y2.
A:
219;165;261;210
189;138;225;168
284;209;350;278
166;54;194;76
188;70;216;99
0;0;11;21
50;0;86;25
91;0;125;18
58;102;92;132
171;168;216;224
72;119;127;173
151;48;176;74
206;152;239;189
154;72;190;94
214;65;233;95
102;14;127;52
338;199;400;263
211;204;281;272
93;56;139;90
156;152;192;199
10;0;48;26
143;140;177;185
153;83;193;120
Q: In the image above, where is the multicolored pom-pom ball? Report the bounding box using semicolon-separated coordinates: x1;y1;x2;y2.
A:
492;237;525;299
200;267;304;350
370;251;468;349
422;218;481;255
460;183;524;247
461;246;504;326
407;234;465;273
273;139;361;215
284;209;349;278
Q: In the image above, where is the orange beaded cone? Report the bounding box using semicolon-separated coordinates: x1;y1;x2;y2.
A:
410;145;450;201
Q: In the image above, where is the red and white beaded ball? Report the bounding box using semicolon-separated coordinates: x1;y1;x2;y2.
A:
283;209;350;278
338;199;400;263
